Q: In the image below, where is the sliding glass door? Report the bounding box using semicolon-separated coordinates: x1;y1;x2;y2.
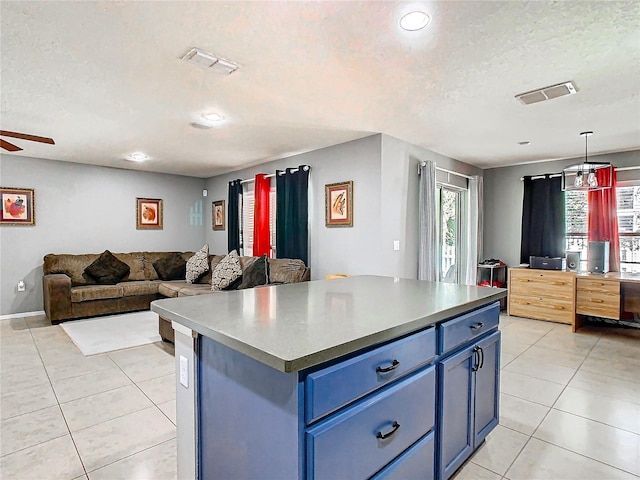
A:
437;186;462;283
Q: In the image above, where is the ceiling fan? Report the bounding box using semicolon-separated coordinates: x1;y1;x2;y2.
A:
0;130;55;152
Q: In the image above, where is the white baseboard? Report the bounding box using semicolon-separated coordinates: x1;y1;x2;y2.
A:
0;310;46;320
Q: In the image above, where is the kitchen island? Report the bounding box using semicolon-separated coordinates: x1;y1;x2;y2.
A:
151;275;506;480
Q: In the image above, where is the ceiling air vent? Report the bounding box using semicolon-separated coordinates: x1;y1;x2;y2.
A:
181;47;239;75
515;81;578;105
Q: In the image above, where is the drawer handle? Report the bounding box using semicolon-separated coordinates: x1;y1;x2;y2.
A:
591;298;604;303
470;322;484;330
376;421;400;440
376;359;400;373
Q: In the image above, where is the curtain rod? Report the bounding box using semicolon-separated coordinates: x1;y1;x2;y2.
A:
418;162;473;180
520;165;640;181
239;165;311;184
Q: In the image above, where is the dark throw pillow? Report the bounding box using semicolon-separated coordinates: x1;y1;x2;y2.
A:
84;250;130;285
153;253;187;281
238;255;269;290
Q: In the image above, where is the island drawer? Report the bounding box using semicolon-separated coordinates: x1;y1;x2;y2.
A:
438;302;499;355
371;430;435;480
305;327;436;423
306;366;435;480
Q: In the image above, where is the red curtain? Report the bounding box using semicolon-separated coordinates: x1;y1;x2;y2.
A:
253;174;271;257
588;167;619;271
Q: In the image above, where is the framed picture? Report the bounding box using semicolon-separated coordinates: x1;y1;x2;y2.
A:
1;187;35;226
136;198;163;229
212;200;225;231
325;181;353;227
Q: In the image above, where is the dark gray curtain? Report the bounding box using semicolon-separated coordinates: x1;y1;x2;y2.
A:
227;179;242;253
276;166;309;264
520;175;565;263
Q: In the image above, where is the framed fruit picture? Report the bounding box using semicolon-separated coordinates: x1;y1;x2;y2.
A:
136;198;163;230
1;187;35;226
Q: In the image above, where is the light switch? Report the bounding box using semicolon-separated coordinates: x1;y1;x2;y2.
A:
179;355;189;388
393;240;400;251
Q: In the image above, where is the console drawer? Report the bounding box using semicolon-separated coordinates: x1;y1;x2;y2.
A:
438;302;499;355
371;430;435;480
577;278;620;319
306;366;435;480
305;327;435;423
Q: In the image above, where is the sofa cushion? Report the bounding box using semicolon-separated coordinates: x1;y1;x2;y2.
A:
158;281;185;298
115;253;146;281
44;253;100;286
153;253;187;281
84;250;130;285
186;244;209;284
178;284;216;297
119;281;163;297
238;255;269;290
268;258;307;283
144;252;192;281
211;250;243;291
71;285;123;303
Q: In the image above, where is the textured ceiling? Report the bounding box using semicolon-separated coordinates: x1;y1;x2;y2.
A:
1;1;639;178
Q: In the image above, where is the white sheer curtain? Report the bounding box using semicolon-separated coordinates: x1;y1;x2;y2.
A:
463;175;483;285
418;161;437;281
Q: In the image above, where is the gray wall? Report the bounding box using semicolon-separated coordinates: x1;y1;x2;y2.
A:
206;134;482;281
483;150;640;269
0;155;206;316
205;135;383;280
380;135;482;279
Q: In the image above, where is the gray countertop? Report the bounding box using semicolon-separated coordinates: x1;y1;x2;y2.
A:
151;275;506;373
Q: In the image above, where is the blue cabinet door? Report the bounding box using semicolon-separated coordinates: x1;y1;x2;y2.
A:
437;345;475;480
473;330;501;447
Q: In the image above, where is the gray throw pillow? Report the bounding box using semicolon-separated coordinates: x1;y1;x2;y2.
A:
211;250;243;291
84;250;130;285
238;255;269;290
186;244;209;284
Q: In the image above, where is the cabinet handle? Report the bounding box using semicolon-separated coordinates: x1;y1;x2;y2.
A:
472;347;480;372
376;359;400;373
376;421;400;440
470;322;484;330
591;298;604;303
478;346;484;369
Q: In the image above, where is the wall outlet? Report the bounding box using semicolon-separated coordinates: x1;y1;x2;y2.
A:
179;355;189;388
17;280;26;292
393;240;400;251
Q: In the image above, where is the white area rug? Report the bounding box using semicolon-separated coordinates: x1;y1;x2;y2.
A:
61;310;162;356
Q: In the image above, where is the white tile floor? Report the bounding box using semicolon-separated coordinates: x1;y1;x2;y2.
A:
1;313;639;479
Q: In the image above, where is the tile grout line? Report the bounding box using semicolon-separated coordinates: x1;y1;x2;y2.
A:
498;316;598;478
17;321;90;477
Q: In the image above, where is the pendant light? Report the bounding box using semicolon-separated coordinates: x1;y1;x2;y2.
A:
561;131;613;191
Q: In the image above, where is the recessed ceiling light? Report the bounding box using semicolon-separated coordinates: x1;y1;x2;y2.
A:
202;112;225;123
400;11;431;31
126;152;149;162
518;141;531;146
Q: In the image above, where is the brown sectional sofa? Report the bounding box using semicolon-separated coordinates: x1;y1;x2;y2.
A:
42;251;310;341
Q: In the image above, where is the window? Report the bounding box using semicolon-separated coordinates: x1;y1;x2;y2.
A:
565;185;640;272
241;187;276;257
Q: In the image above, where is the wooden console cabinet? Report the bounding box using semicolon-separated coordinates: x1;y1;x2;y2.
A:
508;269;576;326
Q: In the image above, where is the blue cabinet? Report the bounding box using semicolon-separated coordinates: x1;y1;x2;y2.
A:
195;302;500;480
437;329;501;480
